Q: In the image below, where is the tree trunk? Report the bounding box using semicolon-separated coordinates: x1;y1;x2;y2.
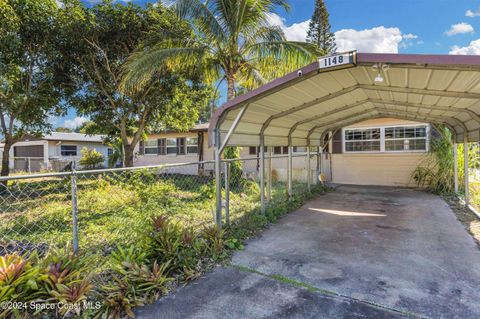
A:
1;140;12;177
123;143;134;167
226;72;236;101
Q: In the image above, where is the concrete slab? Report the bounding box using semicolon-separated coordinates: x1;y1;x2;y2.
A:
232;185;480;319
136;266;409;319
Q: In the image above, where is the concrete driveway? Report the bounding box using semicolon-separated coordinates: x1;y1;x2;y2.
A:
137;185;480;319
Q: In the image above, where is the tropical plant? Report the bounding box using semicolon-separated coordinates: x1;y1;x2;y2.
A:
107;139;124;168
122;0;321;102
411;125;480;194
79;147;105;169
99;245;172;318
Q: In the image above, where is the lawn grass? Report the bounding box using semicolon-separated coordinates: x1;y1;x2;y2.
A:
0;169;306;262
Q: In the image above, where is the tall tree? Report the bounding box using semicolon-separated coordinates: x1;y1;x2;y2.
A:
0;0;66;176
122;0;321;102
62;1;211;167
306;0;336;54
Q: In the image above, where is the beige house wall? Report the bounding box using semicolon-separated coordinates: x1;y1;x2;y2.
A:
135;117;429;186
330;117;429;187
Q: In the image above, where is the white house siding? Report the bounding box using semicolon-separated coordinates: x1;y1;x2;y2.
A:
47;141;110;169
134;132;211;175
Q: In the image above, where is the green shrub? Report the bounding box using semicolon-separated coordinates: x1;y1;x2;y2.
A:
79;147;105;169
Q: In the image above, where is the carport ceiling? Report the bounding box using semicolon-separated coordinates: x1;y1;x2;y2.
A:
209;53;480;146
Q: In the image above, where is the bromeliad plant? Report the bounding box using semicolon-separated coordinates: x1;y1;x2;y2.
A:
0;248;94;318
98;245;173;318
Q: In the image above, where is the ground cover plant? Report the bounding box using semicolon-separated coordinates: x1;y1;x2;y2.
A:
0;166;327;318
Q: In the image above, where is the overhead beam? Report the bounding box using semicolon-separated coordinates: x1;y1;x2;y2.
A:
359;84;480;99
376;109;468;132
306;108;467;142
369;99;480;123
260;85;360;135
289;98;480;139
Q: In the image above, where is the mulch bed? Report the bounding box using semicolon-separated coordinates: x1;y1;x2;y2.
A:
444;195;480;248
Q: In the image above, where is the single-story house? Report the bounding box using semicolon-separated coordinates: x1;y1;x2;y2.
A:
0;132;111;172
134;117;430;186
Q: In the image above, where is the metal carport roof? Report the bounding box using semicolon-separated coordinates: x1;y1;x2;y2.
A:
209;53;480;147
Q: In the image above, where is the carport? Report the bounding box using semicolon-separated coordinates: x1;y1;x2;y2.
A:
209;52;480;227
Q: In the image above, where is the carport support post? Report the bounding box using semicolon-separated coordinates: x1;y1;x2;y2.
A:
316;146;321;185
267;147;272;203
453;142;458;193
287;137;293;198
224;162;230;226
306;140;311;191
464;136;469;206
260;134;266;214
214;130;223;229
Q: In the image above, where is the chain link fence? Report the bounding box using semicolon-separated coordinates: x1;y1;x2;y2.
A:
0;153;321;256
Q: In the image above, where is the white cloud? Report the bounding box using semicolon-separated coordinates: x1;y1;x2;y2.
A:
267;14;417;54
63;117;89;130
283;20;311;42
335;26;412;53
449;39;480;55
267;13;310;41
466;8;480;17
446;22;474;36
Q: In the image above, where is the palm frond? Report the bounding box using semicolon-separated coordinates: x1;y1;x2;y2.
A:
174;0;227;43
121;42;209;92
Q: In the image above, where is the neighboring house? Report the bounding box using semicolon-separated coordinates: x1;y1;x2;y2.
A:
135;117;430;187
1;132;110;172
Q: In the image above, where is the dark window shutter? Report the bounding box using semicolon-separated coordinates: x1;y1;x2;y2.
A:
139;141;145;155
158;139;166;155
177;138;186;155
332;130;343;154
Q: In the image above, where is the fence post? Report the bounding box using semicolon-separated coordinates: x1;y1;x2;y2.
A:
306;142;311;191
260;135;266;214
71;161;79;254
453;142;458;193
224;162;230;226
316;146;321;185
287;143;293;198
464;136;469;207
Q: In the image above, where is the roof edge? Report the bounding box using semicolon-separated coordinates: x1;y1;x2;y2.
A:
208;53;480;146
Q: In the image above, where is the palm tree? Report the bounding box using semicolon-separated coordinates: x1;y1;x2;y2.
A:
122;0;322;102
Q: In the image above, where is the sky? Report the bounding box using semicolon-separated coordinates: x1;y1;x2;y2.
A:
55;0;480;129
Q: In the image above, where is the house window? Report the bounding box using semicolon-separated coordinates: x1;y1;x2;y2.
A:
344;128;381;152
273;146;289;155
343;125;428;153
249;146;267;155
186;137;198;154
60;145;77;156
293;146;307;153
166;138;177;154
144;140;158;155
385;126;427;151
